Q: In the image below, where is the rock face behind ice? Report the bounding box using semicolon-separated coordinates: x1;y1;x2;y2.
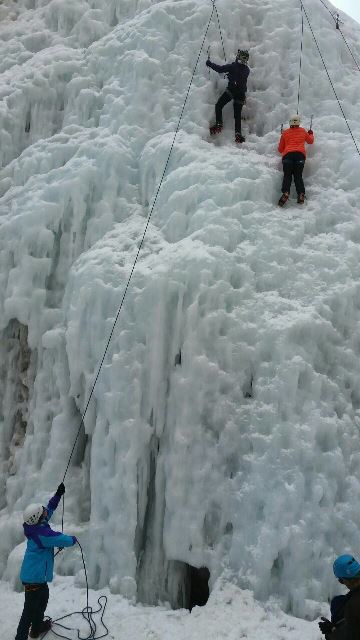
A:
1;0;360;617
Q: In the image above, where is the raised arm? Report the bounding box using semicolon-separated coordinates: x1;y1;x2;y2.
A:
46;483;65;521
206;60;233;74
278;132;285;154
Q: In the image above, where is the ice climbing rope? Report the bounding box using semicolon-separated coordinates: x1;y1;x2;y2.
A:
49;8;219;637
61;2;217;484
43;541;109;640
299;0;360;157
297;2;304;114
212;0;227;62
317;0;360;72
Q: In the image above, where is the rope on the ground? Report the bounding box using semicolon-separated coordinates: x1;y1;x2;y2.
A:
299;0;360;157
43;542;109;640
212;0;227;61
297;2;305;114
61;3;216;482
317;0;360;72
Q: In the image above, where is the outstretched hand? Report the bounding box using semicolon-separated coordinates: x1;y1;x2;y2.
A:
318;617;333;635
56;482;65;497
308;129;314;134
206;59;211;67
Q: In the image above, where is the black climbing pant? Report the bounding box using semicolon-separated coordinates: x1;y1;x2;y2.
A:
215;88;245;134
282;151;306;195
15;583;49;640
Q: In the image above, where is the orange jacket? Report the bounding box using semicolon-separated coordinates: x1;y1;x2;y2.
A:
278;127;314;157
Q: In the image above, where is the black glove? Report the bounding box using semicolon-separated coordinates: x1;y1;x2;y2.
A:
55;482;65;497
308;129;314;134
318;618;334;635
206;59;211;67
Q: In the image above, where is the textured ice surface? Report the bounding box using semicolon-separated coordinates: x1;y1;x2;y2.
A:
1;0;360;618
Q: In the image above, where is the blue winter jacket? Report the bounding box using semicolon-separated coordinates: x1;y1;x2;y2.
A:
20;494;76;584
206;59;250;93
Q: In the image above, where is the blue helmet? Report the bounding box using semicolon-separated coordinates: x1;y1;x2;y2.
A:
333;555;360;579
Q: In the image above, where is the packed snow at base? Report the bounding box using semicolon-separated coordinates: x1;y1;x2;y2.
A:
1;0;360;635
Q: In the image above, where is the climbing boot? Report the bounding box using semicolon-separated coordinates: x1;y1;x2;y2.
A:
29;619;52;638
278;192;289;207
297;193;305;204
235;133;245;144
209;123;223;135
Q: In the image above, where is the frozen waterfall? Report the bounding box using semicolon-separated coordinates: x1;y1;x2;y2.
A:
1;0;360;619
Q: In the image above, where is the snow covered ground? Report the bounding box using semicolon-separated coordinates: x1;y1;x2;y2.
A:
1;0;360;628
1;577;322;640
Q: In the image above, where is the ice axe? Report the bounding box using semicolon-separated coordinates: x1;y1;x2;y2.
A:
333;12;343;30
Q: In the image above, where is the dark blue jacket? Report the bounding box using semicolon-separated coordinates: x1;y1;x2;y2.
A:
20;494;76;584
206;60;250;93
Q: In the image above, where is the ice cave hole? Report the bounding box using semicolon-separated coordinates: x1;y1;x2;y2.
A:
188;565;210;611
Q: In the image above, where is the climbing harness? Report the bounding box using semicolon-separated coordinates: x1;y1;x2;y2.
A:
317;0;360;72
297;3;304;114
299;0;360;157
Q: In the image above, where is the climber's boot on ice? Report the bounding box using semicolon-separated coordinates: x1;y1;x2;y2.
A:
278;192;289;207
297;193;305;204
235;132;245;144
29;619;52;638
209;123;223;135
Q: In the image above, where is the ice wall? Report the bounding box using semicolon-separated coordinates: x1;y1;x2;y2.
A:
1;0;360;617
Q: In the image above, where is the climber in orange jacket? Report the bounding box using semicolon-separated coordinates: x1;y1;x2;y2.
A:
278;115;314;206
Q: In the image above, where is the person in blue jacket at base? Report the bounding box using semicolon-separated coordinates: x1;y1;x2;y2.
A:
15;483;77;640
206;49;250;144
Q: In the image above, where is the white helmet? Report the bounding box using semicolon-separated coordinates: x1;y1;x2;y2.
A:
289;115;301;127
23;504;44;525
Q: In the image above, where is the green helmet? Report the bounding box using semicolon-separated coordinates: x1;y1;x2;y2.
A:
236;49;249;63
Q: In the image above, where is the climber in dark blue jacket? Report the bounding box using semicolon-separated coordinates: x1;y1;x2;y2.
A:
206;49;250;143
15;483;77;640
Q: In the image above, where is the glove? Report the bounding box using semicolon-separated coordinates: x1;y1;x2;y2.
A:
308;129;313;134
72;536;77;545
206;59;211;67
318;618;334;635
55;482;65;497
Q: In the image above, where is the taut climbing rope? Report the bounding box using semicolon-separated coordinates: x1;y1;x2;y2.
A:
297;2;305;114
317;0;360;72
300;0;360;157
61;4;217;483
212;0;227;61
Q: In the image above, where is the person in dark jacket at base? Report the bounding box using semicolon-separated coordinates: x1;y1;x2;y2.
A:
318;554;360;640
15;483;77;640
206;49;250;143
